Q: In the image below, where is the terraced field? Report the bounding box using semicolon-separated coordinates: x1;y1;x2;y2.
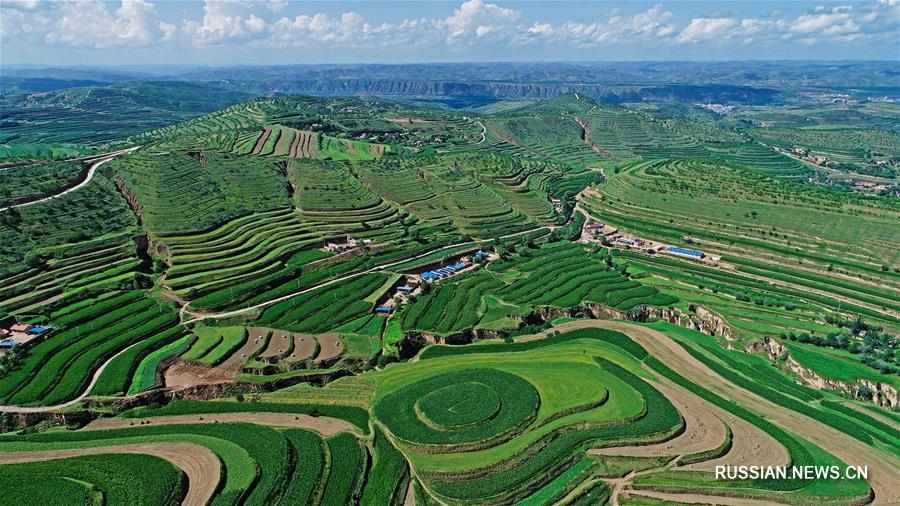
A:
0;92;897;505
401;241;676;335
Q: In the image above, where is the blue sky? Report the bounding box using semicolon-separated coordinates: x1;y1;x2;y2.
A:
1;1;898;65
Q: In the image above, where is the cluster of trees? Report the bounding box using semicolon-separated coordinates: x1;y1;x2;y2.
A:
735;291;795;311
783;317;898;375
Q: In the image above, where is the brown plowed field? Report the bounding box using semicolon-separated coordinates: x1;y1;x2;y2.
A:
250;127;271;155
164;359;233;389
288;129;302;158
314;332;342;361
627;490;792;505
84;412;357;436
217;334;264;372
297;130;318;158
273;127;294;156
250;327;316;362
591;378;729;459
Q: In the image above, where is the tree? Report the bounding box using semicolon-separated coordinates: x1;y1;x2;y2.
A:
0;207;21;229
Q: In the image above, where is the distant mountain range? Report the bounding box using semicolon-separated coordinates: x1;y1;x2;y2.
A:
2;61;898;106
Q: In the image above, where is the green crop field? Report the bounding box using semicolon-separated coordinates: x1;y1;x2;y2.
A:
0;84;897;506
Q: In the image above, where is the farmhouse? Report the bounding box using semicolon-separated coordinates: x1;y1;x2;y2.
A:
10;323;31;333
325;237;359;252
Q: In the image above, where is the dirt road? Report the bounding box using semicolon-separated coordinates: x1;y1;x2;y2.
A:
0;338;147;413
0;146;141;212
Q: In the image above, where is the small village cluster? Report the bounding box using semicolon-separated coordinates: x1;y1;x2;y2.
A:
373;251;490;315
582;221;720;264
0;317;51;353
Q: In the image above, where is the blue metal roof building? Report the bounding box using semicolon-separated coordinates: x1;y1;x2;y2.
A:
667;246;704;258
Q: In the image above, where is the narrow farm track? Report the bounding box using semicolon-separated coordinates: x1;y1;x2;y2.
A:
559;320;900;506
0;338;147;413
0;146;141;212
83;413;357;436
0;442;219;506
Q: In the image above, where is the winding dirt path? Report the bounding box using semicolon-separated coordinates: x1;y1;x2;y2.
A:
477;120;486;144
0;338;147;413
0;442;219;506
0;146;141;212
83;412;357;436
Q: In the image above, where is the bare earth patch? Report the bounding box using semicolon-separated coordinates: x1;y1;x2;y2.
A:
688;412;790;471
314;332;342;361
251;327;316;362
164;359;233;389
84;413;357;436
590;378;729;459
0;442;219;506
627;490;791;506
250;127;271;155
217;335;264;373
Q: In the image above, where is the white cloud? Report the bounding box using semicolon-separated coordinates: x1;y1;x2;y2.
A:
675;17;737;44
517;4;675;46
178;0;522;49
266;12;375;47
2;0;897;54
45;0;170;48
2;0;42;10
670;2;896;45
440;0;519;44
790;11;857;34
182;1;259;45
